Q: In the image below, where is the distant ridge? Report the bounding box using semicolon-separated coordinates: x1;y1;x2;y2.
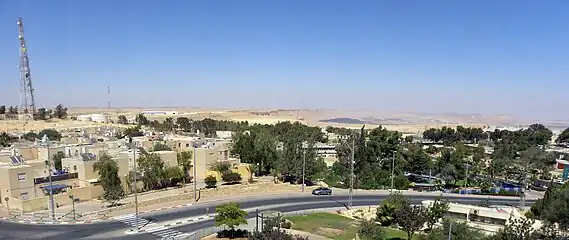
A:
318;117;366;124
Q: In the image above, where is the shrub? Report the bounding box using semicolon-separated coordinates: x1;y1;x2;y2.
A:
357;219;386;240
205;175;217;188
222;171;242;184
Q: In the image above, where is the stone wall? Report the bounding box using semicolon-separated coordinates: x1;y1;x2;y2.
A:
108;182;317;212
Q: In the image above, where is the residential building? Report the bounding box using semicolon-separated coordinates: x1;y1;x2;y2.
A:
421;200;542;234
215;131;233;139
301;143;338;167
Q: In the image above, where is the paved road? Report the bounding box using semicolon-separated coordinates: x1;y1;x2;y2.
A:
0;193;535;240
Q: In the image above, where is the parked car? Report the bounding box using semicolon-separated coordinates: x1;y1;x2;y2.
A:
312;187;332;195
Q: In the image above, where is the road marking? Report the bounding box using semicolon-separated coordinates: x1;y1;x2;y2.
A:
113;214;189;238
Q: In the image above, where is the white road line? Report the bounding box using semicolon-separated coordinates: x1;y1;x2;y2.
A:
114;213;193;238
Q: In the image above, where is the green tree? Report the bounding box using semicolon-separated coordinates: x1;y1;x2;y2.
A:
177;151;193;183
137;153;165;190
8;106;18;114
175;117;191;132
357;219;386;240
163;166;184;187
52;151;65;171
425;196;450;230
34;107;49;120
395;205;427;240
376;192;409;226
0;105;5;114
423;219;488;240
53;104;68;119
542;187;569;232
205;175;217;188
117;115;128;124
214;203;247;236
152;142;171;151
135;113;149;125
493;217;535;240
405;143;431;174
23;131;37;141
93;154;125;205
231;129;279;177
210;162;232;173
38;129;62;141
0;132;12;147
222;171;242;184
122;126;143;137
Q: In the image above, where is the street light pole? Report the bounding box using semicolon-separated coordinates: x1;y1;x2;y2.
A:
132;147;139;232
5;197;9;219
41;135;56;221
302;149;306;192
391;151;396;191
193;146;197;202
69;194;76;221
348;138;355;209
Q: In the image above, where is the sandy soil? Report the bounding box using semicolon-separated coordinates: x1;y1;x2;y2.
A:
0;107;506;133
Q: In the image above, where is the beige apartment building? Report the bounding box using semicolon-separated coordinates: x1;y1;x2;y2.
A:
0;141;130;212
0;133;250;213
163;136;242;181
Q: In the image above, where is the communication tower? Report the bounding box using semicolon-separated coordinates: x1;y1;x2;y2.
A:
17;17;37;116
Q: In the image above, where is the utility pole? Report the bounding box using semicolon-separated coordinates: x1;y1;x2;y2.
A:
193;145;197;202
464;163;471;188
302;149;306;192
391;151;397;191
349;138;355;209
132;145;139;232
520;162;528;208
41;135;55;221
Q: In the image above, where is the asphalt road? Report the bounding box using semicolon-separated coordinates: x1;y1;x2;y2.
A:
0;193;536;240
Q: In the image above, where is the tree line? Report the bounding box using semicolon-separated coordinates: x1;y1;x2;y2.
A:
127;116;562;191
0;104;68;120
422;124;554;148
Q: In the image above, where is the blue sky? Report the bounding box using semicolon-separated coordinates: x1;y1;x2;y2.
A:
1;0;568;121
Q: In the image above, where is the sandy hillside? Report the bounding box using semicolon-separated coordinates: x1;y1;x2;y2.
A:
1;107;510;133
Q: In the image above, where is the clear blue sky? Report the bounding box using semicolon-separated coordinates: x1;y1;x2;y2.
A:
1;0;568;121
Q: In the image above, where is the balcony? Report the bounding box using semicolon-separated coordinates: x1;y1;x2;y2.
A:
34;172;78;185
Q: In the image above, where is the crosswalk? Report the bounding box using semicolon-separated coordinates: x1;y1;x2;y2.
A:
113;214;189;239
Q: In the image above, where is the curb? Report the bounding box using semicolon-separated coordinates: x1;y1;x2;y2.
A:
143;215;215;232
0;203;195;225
0;217;104;225
137;203;194;215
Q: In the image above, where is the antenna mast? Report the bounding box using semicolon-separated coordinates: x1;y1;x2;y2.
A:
107;85;111;109
17;17;37;116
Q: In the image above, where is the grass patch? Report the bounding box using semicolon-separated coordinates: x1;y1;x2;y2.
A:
287;212;357;240
286;212;417;240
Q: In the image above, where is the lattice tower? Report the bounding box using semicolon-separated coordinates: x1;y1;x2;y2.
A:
17;17;37;115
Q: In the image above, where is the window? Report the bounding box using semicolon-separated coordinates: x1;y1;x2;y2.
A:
186;143;190;147
20;192;28;200
17;173;26;181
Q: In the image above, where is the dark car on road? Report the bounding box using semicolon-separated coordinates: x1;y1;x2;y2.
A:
312;187;332;195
